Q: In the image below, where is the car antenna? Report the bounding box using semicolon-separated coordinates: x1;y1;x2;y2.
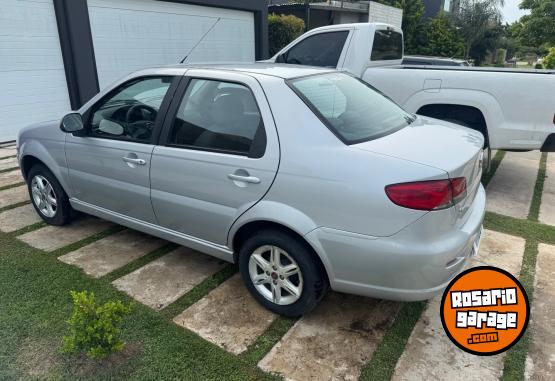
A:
180;17;221;64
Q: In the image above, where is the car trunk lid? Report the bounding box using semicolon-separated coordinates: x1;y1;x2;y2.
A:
353;116;484;220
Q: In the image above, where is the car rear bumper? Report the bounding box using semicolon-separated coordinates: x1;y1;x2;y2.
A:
305;184;486;301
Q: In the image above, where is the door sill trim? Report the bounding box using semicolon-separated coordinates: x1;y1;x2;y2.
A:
69;198;234;262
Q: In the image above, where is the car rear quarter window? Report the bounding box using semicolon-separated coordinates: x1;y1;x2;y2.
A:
371;29;403;61
289;72;413;144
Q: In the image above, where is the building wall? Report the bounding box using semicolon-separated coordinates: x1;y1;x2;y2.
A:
55;0;267;109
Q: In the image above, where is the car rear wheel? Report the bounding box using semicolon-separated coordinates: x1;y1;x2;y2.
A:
27;164;74;226
238;230;328;317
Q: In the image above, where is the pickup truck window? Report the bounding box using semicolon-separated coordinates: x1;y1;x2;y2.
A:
278;31;349;68
371;30;403;61
289;73;413;144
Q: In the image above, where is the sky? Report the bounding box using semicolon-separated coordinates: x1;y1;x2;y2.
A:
501;0;530;23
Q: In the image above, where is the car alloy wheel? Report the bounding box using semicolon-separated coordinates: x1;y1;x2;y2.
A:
248;245;304;305
31;175;57;218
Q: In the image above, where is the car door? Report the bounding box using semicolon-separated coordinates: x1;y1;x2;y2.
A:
66;75;180;223
150;70;280;246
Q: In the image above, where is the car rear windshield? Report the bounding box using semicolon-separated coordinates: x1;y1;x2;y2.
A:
288;72;414;144
371;29;403;61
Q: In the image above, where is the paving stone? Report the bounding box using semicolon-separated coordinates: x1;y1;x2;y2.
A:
112;247;226;310
0;157;18;171
392;230;525;381
18;216;113;252
539;153;555;226
173;274;276;354
258;293;400;381
0;185;28;209
525;244;555;381
0;170;23;188
0;146;17;158
487;151;541;219
0;204;41;233
58;229;167;278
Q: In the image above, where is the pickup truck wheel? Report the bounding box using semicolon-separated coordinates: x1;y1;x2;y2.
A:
482;147;492;173
238;230;328;317
27;164;74;226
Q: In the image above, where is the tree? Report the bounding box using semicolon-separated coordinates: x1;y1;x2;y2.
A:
543;47;555;69
455;0;505;59
418;12;465;57
518;0;555;48
268;13;305;56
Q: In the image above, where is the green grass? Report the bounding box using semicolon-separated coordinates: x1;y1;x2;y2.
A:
0;230;279;380
359;302;426;381
528;153;548;221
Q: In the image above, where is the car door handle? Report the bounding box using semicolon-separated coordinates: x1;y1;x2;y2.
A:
227;174;260;184
122;157;146;165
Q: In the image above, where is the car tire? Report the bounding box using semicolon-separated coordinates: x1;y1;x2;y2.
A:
27;164;74;226
238;229;328;318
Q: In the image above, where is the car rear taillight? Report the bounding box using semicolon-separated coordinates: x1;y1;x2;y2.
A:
385;177;467;211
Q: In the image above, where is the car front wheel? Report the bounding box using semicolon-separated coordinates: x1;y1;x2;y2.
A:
238;230;328;317
27;164;74;226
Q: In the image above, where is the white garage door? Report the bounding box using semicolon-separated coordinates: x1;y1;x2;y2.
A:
0;0;71;142
88;0;255;89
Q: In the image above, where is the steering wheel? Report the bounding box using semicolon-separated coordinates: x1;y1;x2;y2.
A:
125;104;157;123
125;104;157;140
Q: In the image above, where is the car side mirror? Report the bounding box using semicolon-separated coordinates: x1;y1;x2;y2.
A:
60;113;84;133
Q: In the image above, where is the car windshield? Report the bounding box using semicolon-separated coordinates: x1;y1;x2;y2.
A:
288;72;414;144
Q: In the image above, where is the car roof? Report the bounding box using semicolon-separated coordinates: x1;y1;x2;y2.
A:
151;63;336;79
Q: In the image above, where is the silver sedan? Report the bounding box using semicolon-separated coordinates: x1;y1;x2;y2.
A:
17;64;485;317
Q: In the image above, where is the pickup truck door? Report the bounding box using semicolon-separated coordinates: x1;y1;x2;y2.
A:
275;29;352;69
150;70;280;246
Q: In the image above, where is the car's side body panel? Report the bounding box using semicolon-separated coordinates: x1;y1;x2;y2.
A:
150;69;281;246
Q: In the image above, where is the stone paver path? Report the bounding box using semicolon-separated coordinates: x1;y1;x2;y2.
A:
539;153;555;226
0;157;18;171
525;243;555;381
0;185;28;209
0;204;41;233
0;146;17;158
392;230;525;381
259;293;400;381
113;247;226;310
58;229;166;278
0;170;23;188
18;216;113;252
173;274;277;354
487;151;541;219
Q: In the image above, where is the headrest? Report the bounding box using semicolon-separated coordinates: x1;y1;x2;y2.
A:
211;94;244;125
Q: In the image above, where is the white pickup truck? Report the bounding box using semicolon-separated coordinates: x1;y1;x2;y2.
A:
266;23;555;163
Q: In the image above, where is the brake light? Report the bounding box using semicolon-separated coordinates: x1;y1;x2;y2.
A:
385;177;467;211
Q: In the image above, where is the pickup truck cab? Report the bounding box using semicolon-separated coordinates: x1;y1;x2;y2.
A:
266;23;555;156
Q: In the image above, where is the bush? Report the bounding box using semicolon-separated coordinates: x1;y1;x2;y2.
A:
543;47;555;69
62;291;132;359
268;13;305;56
535;63;544;69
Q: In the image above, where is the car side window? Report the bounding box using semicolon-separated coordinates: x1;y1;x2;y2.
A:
88;77;173;143
279;31;349;68
167;79;265;157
